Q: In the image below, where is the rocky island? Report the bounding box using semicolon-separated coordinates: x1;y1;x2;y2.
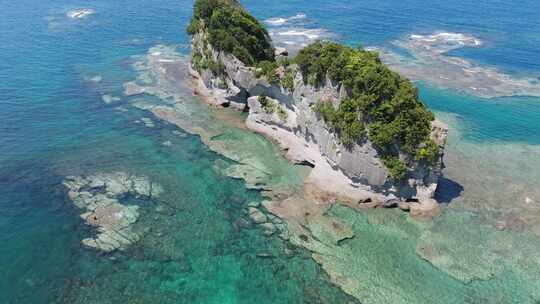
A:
187;0;448;218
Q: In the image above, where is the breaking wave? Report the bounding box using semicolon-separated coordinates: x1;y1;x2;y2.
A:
264;13;334;53
408;32;482;53
264;13;306;26
269;28;335;52
273;29;327;40
66;8;95;19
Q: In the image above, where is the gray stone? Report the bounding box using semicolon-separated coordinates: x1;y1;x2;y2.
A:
275;47;289;57
247;201;260;208
267;214;283;224
248;207;267;224
124;81;146;96
260;222;277;236
63;172;160;252
398;201;411;211
102;94;121;104
284;248;296;257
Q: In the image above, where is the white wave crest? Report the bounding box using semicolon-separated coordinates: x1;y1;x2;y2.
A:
274;29;323;40
265;18;288;26
264;13;306;26
408;32;482;54
67;8;95;19
264;13;334;54
269;28;334;53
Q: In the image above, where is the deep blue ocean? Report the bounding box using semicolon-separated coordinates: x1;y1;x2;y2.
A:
1;0;539;303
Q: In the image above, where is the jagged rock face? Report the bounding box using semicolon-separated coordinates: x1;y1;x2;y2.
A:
191;33;447;203
291;76;391;187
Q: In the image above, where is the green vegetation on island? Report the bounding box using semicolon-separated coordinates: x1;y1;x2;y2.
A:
297;42;438;179
281;69;295;91
255;60;280;83
192;49;226;75
187;0;274;66
258;94;288;121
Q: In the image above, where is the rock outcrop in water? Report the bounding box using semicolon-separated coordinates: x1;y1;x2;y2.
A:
63;172;162;252
187;0;447;218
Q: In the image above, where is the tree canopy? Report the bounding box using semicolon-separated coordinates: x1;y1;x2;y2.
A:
187;0;275;66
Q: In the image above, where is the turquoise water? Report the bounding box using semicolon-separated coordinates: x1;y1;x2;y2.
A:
420;83;540;144
1;0;540;303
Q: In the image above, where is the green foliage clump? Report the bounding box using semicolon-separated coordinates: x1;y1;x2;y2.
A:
277;57;292;67
277;106;288;121
187;0;275;66
415;139;440;163
281;69;295;91
255;60;279;83
258;94;268;106
314;99;365;146
258;94;274;113
381;156;407;181
208;59;226;75
187;18;201;35
192;51;207;72
258;94;287;121
301;41;439;176
192;50;225;76
256;59;297;89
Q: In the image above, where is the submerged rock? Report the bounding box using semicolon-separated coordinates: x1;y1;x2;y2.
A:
63;172;161;252
102;94;121;104
256;252;275;259
274;47;289;58
140;117;155;128
123;81;146;96
260;222;277;236
248;207;267;224
247;201;260;208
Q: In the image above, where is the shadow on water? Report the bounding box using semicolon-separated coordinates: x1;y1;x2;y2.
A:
435;176;464;204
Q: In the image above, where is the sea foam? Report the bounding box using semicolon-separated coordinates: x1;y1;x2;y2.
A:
66;8;95;19
269;28;334;52
376;32;540;98
408;32;482;53
274;29;324;40
264;13;334;53
264;13;306;26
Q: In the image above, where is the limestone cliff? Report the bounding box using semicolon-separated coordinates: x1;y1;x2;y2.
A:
187;1;447;217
